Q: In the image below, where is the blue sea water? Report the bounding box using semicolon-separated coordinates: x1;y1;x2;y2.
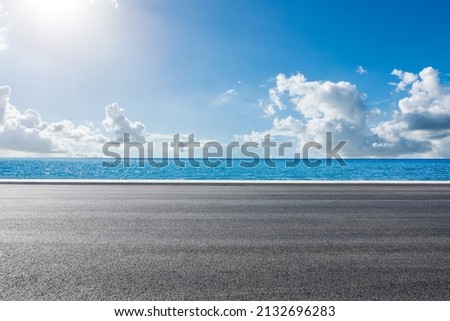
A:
0;158;449;180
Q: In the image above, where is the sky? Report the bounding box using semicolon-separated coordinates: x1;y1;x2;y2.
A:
0;0;449;157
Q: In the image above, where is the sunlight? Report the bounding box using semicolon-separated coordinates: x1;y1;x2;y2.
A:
12;0;109;55
20;0;84;26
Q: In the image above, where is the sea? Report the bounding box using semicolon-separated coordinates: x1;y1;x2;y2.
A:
0;158;449;180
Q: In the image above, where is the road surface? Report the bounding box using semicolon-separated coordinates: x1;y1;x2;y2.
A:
1;183;450;300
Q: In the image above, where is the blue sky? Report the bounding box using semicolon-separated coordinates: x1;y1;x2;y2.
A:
0;0;449;157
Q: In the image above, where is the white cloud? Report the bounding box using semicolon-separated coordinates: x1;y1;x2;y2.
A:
263;88;285;117
102;103;146;143
261;73;371;156
2;66;449;158
391;69;419;92
372;67;450;157
0;85;109;156
263;105;276;117
273;115;303;130
356;66;367;75
397;67;448;115
0;86;57;153
245;67;450;157
0;85;159;156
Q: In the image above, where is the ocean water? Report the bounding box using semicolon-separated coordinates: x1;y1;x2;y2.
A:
0;158;449;180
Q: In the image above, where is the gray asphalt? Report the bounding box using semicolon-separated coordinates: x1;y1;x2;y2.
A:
1;183;450;300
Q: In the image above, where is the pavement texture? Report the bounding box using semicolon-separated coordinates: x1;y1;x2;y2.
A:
1;183;450;300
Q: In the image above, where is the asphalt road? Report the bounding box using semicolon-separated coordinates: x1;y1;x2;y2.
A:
1;183;450;300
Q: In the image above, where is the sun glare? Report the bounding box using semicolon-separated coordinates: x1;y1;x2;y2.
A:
21;0;84;25
13;0;106;53
23;0;81;21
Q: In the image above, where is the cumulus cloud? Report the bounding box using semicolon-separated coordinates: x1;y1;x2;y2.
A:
372;67;450;157
246;67;450;157
0;86;57;153
256;73;372;156
0;84;151;156
2;67;448;158
390;69;418;92
102;103;146;143
356;66;367;75
238;116;302;143
0;86;108;156
263;88;285;116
